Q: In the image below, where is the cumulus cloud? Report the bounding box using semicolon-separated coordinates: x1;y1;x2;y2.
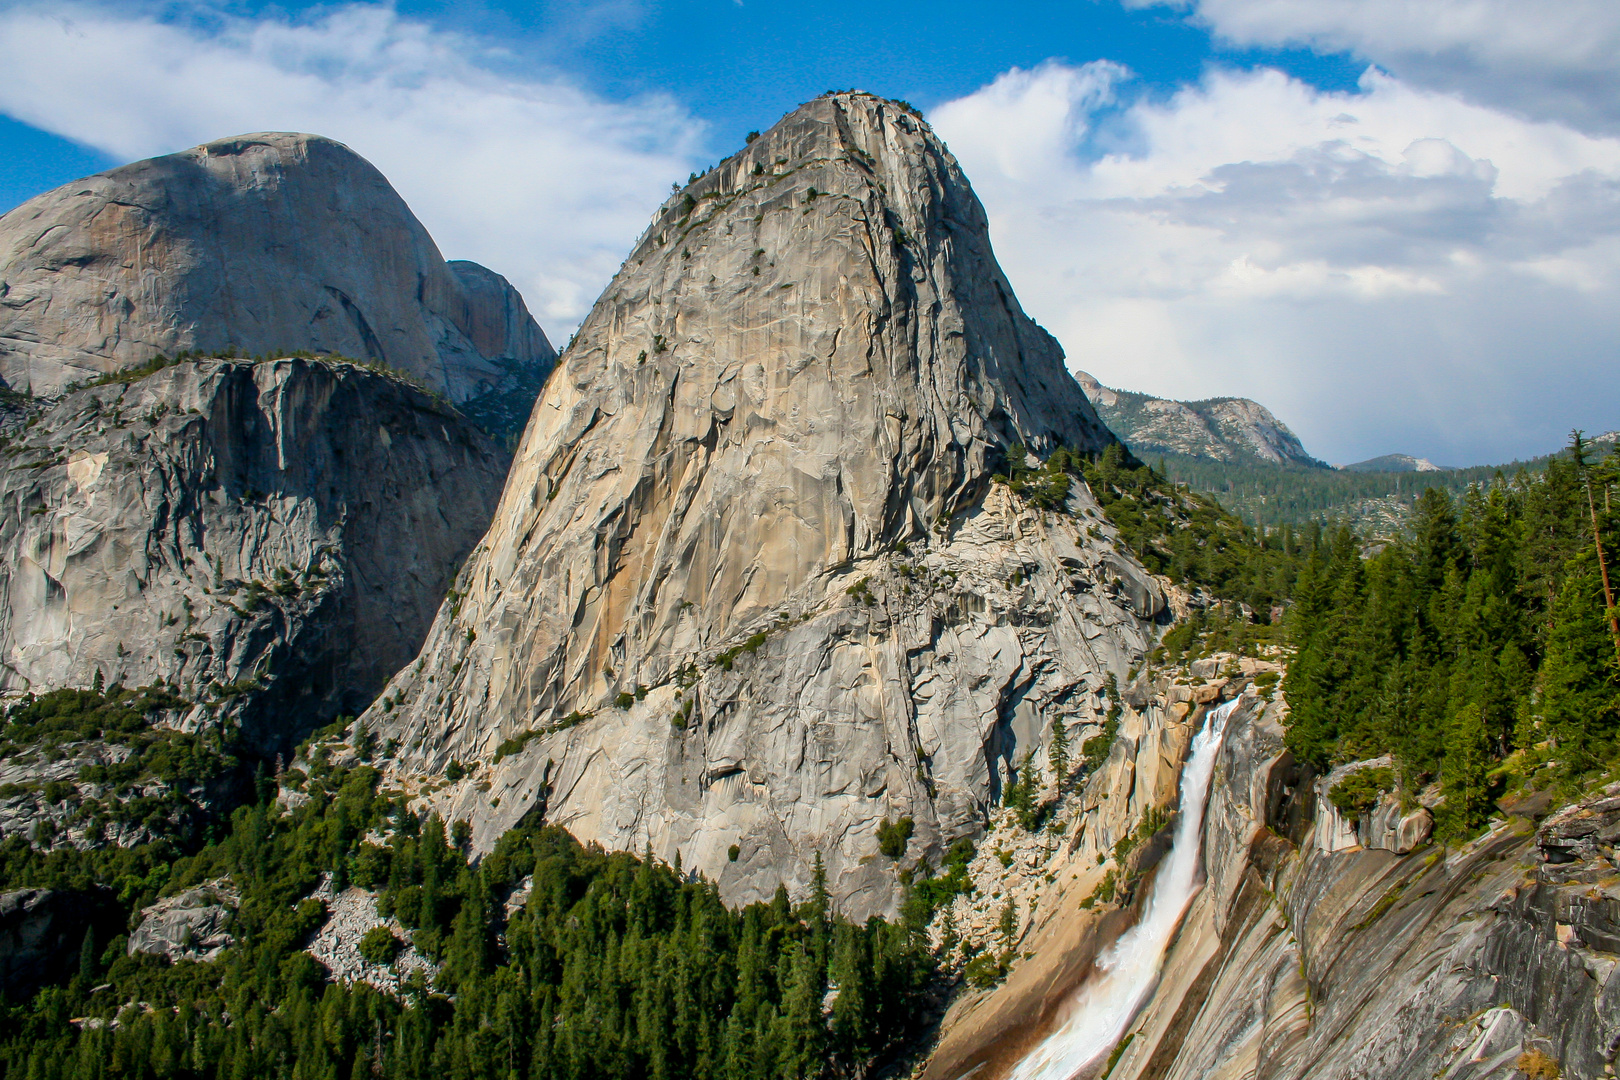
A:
1132;0;1620;135
0;2;707;331
931;61;1620;464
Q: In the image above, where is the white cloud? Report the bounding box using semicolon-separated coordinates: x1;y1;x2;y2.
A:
1132;0;1620;135
931;61;1620;465
0;3;707;332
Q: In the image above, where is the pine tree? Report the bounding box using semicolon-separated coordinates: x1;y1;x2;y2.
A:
997;897;1018;952
1048;717;1070;792
774;941;825;1080
1410;487;1461;596
77;926;96;985
1540;558;1620;772
1440;703;1492;837
938;908;960;961
828;924;872;1071
810;852;829;922
1006;751;1040;830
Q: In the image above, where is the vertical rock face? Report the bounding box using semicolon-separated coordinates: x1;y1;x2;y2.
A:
367;93;1149;918
0;358;509;750
0;133;555;435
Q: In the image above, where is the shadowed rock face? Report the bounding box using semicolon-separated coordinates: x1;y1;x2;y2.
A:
0;888;115;1002
0;357;509;751
363;93;1143;919
0;133;554;435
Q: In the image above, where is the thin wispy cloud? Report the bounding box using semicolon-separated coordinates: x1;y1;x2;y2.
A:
0;2;707;331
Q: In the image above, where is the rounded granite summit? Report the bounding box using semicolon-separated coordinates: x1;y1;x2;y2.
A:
0;132;553;433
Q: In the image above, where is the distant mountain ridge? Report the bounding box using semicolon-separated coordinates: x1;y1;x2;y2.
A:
1340;453;1447;473
1077;370;1326;468
1082;372;1616;534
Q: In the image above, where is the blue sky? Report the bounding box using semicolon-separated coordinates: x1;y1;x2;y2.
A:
0;1;1366;215
1;0;1618;465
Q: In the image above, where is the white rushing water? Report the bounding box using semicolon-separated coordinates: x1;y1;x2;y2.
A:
1009;697;1241;1080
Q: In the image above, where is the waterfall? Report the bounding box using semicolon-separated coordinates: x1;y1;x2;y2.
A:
1009;696;1241;1080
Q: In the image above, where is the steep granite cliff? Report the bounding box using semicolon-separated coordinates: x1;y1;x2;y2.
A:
363;92;1146;918
0;133;554;436
0;357;508;750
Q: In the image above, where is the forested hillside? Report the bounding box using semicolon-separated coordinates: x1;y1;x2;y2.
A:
1152;435;1613;536
1001;442;1305;617
1283;434;1620;833
1022;434;1620;830
0;727;936;1080
4;435;1617;1080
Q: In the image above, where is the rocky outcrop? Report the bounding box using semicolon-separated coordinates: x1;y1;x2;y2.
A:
1311;758;1434;855
306;881;434;995
0;357;509;750
0;735;235;851
0;133;555;435
363;92;1137;918
127;880;237;962
1076;371;1323;468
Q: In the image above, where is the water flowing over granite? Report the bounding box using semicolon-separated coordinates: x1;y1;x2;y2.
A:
1088;701;1620;1080
363;92;1149;918
0;133;554;435
936;688;1619;1080
1011;697;1239;1080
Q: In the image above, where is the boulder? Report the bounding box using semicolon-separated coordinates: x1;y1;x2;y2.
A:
1362;796;1433;854
1537;787;1620;864
128;881;237;961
